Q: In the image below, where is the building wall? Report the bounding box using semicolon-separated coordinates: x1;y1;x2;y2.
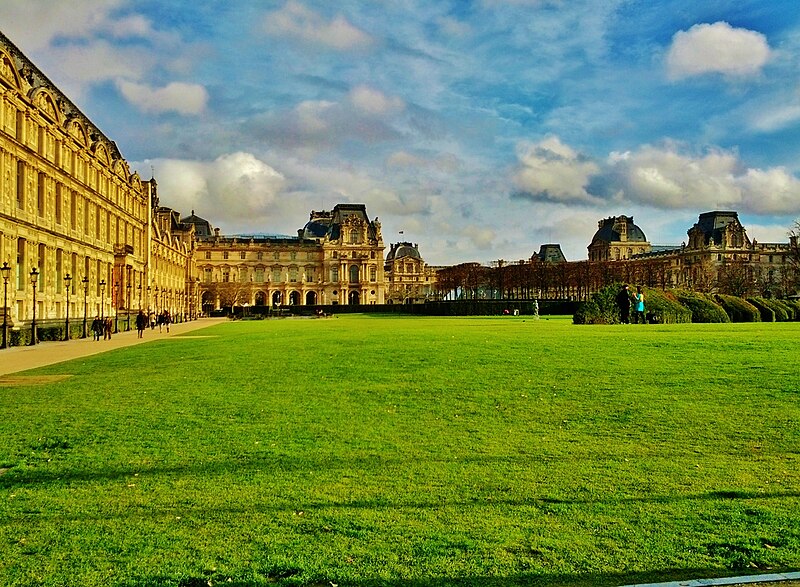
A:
0;40;150;328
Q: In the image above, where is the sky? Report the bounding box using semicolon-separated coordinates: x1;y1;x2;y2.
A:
2;0;800;265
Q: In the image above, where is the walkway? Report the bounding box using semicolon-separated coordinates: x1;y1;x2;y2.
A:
0;317;228;376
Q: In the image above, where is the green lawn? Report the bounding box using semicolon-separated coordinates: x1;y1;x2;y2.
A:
1;315;799;587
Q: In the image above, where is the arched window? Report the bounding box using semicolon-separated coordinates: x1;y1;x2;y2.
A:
350;230;361;244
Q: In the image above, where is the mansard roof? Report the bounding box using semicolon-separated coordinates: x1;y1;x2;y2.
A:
534;244;567;263
181;211;214;238
592;215;648;244
386;242;422;262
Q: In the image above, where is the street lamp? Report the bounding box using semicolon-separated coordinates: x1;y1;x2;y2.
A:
1;261;10;349
127;283;132;331
29;267;39;346
100;279;106;322
64;273;72;341
82;275;89;338
114;282;119;333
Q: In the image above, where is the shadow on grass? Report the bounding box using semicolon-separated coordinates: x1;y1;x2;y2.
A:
3;456;799;511
113;567;793;587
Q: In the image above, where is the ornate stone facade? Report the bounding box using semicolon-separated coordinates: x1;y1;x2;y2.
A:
384;242;437;304
193;204;386;310
0;33;197;335
588;215;652;261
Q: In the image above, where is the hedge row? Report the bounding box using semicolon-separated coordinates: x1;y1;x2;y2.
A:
574;284;799;324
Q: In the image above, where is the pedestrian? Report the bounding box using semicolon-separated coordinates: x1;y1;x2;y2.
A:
104;317;113;339
91;315;103;341
135;310;147;338
634;286;646;324
163;310;171;333
616;284;632;324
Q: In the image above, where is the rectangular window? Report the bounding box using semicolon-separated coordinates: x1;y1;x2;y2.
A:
96;205;101;239
205;251;211;259
204;268;212;283
55;183;62;224
38;244;46;292
16;238;26;290
71;253;78;294
289;267;298;282
84;199;90;235
273;251;280;260
257;252;263;261
239;268;248;282
290;251;297;260
370;266;377;282
255;268;264;283
330;267;339;282
37;172;45;217
16;160;25;209
56;249;63;293
70;191;77;229
222;271;230;283
223;251;229;260
271;268;281;283
240;251;246;260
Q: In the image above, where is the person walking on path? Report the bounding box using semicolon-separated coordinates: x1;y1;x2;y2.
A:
616;284;632;324
135;310;147;338
91;315;103;341
103;317;113;340
633;286;646;324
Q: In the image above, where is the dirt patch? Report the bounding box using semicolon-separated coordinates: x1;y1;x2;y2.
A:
0;374;73;387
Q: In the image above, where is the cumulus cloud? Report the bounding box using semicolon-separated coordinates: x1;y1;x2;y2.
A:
608;143;800;214
116;80;208;115
0;0;124;51
263;1;374;51
511;136;800;216
512;136;601;204
666;22;772;79
134;153;286;222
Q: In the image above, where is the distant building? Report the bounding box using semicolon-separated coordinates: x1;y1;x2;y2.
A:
533;244;567;263
384;242;437;303
588;215;652;261
193;204;386;310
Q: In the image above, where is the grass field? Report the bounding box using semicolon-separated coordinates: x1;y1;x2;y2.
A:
1;315;799;587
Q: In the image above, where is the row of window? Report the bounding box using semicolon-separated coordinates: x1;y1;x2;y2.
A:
200;249;380;261
202;265;380;284
9;158;144;250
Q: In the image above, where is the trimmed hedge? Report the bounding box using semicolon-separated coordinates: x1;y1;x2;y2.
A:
573;285;692;324
715;294;761;322
671;290;730;323
642;289;692;324
747;298;776;322
573;283;623;324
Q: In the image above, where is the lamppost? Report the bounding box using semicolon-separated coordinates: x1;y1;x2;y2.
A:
138;282;142;312
64;273;72;341
29;267;39;346
1;261;10;349
100;279;106;322
126;283;132;331
82;276;89;338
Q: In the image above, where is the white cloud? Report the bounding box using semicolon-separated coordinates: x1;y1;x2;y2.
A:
0;0;124;51
116;80;208;115
609;143;800;215
349;85;405;116
666;22;772;80
133;153;285;222
512;136;601;204
263;1;374;51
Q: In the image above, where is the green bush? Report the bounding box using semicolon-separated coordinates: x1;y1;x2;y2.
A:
642;288;692;324
760;298;790;322
573;283;624;324
671;290;730;323
715;294;761;323
771;299;797;321
573;285;692;324
747;298;776;322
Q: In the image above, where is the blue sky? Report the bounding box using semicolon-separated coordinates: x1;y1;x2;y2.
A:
3;0;800;264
